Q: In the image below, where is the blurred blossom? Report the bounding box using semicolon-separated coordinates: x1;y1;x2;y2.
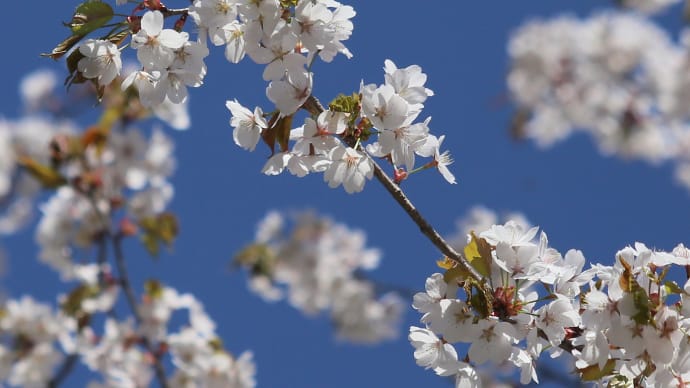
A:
238;210;405;343
19;69;58;112
508;12;690;192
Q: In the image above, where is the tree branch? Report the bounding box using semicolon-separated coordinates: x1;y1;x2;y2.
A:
112;233;170;388
47;353;79;388
302;94;484;283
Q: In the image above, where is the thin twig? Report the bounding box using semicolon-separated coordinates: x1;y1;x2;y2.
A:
97;232;109;285
112;233;170;388
370;162;483;282
302;94;483;283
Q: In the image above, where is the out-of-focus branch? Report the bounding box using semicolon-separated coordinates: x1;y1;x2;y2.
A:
112;233;170;388
47;353;79;388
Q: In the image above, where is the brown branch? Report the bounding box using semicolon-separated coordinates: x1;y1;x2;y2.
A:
112;233;170;388
370;162;483;282
301;94;484;283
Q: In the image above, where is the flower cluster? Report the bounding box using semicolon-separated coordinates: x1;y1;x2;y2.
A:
230;60;455;193
0;297;71;387
508;11;690;191
410;218;690;387
74;0;356;112
0;284;255;387
0;63;257;386
35;125;175;282
236;210;404;343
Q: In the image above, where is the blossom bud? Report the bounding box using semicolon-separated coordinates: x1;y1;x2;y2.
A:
393;168;408;184
120;218;138;237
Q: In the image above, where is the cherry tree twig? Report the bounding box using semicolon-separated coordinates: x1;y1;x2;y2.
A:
302;95;484;283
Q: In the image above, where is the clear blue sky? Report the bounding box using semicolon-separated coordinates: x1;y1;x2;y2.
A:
3;1;690;386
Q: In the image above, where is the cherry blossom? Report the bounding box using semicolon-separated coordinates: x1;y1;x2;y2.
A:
78;39;123;86
131;11;188;70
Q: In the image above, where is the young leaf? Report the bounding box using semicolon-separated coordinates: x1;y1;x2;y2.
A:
68;1;114;36
43;0;115;60
463;232;493;278
139;212;179;258
578;359;616;381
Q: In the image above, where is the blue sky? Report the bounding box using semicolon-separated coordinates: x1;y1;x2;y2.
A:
3;0;690;386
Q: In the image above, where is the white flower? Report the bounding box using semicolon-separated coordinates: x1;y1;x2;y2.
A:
121;69;167;107
293;110;346;155
438;299;478;343
266;71;313;116
412;273;447;326
369;117;430;169
480;220;539;247
78;39;122;85
467;318;517;364
131;11;188;69
189;0;238;46
227;100;267;151
223;21;247;63
535;296;581;346
417;134;456;184
261;152;293;175
409;326;462;376
323;146;373;193
361;83;409;130
494;241;538;276
383;59;434;112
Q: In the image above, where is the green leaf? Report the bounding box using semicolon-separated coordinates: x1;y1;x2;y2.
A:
630;288;651;325
42;1;114;60
664;280;683;295
579;359;616;381
145;280;164;299
463;232;493;278
61;284;100;317
69;1;114;36
139;213;179;258
329;93;359;114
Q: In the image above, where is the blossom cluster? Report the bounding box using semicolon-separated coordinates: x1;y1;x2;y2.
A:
508;11;690;192
410;218;690;387
229;60;455;193
35;125;175;282
0;66;257;386
0;285;255;387
76;0;355;112
236;210;404;343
